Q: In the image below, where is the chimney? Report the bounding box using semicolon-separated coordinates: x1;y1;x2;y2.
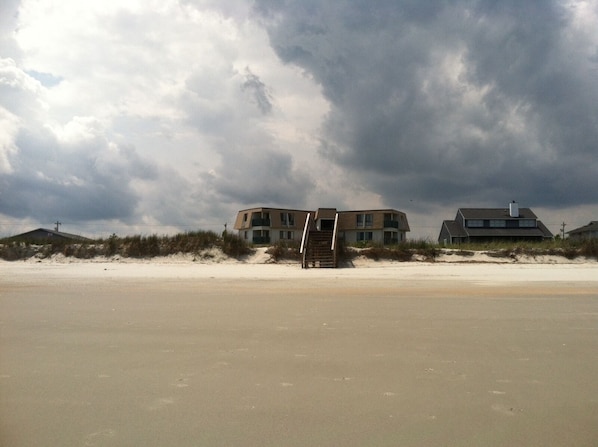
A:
509;201;519;218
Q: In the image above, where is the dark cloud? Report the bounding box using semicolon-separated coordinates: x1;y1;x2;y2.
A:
205;147;313;208
241;67;273;114
0;124;157;222
254;0;598;209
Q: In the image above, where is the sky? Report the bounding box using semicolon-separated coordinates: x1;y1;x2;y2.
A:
1;0;597;240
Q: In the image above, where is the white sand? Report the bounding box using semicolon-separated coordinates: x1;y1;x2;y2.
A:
2;252;598;446
2;247;597;284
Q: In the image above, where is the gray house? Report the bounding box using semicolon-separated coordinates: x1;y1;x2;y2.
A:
438;202;553;244
6;228;92;242
567;221;598;241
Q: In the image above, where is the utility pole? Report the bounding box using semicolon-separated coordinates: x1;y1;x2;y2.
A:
54;221;62;232
560;221;566;240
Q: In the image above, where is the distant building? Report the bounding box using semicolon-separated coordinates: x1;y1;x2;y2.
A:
567;221;598;241
234;206;410;268
6;228;92;242
438;202;553;244
233;207;410;245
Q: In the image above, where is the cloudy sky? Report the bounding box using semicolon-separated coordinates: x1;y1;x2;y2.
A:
1;0;597;240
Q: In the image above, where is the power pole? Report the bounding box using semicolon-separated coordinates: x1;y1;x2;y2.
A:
560;221;566;240
54;221;62;232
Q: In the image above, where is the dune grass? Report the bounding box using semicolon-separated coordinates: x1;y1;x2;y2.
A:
1;232;596;262
0;230;252;261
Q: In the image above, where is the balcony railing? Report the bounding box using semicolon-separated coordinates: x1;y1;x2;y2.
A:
251;218;271;227
252;236;271;244
384;220;400;229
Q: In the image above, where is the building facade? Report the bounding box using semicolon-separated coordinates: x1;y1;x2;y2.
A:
438;202;553;244
567;221;598;241
234;207;410;245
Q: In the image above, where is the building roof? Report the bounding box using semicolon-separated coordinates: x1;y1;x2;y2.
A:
567;221;598;235
464;223;552;238
458;208;538;220
441;220;468;238
6;228;92;242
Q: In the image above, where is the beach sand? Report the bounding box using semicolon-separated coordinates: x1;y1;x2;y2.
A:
1;259;598;446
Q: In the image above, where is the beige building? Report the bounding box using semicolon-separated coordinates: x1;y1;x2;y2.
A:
234;207;410;245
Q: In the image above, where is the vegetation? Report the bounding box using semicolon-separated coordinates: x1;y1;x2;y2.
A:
342;238;598;262
0;232;596;262
0;230;251;261
266;240;301;261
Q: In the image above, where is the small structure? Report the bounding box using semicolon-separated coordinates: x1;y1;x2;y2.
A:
5;228;92;243
438;202;553;244
567;221;598;241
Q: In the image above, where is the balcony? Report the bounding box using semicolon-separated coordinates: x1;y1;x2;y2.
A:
384;220;399;229
251;218;271;227
252;236;271;244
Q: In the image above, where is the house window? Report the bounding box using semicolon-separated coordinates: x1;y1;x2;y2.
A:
519;219;536;228
279;231;294;240
251;212;271;227
356;214;373;227
490;220;506;228
357;231;373;241
467;220;483;228
280;212;295;227
243;213;248;222
253;230;270;244
244;231;248;240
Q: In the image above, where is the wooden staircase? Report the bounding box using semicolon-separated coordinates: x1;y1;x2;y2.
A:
303;230;336;268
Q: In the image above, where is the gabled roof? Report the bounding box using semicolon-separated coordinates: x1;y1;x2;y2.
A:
458;208;538;220
567;221;598;235
441;220;467;238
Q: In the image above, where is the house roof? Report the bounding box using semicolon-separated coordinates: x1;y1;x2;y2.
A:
7;228;92;242
441;220;468;238
458;208;538;220
441;215;553;239
567;221;598;235
464;224;552;238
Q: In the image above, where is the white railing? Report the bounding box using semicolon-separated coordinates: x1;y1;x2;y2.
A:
300;213;311;268
331;213;339;267
300;213;311;254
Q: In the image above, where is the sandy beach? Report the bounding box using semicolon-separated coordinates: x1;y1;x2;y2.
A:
1;257;598;446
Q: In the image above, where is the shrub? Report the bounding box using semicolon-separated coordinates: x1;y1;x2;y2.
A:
221;232;251;258
267;240;300;261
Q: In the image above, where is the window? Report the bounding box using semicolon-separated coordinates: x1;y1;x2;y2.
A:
490;220;506;228
280;212;295;227
467;219;483;228
357;231;373;241
279;231;294;240
356;213;373;227
519;219;536;228
243;213;248;222
244;231;248;240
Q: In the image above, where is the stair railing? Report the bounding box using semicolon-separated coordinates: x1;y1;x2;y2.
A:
331;213;339;267
300;213;311;268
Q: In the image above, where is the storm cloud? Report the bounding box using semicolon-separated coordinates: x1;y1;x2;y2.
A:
1;0;596;238
254;0;598;208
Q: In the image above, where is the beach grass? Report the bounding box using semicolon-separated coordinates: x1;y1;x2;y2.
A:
1;232;596;261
